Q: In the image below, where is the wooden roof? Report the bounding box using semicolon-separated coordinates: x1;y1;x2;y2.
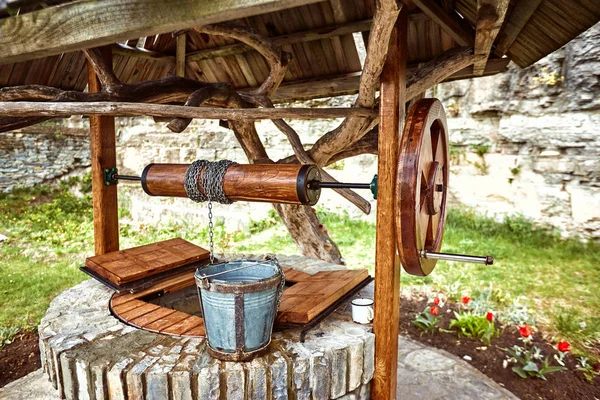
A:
0;0;598;103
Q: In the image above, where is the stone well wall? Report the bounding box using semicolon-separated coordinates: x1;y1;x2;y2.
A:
38;255;374;400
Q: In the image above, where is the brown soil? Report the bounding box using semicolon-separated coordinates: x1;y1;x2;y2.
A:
0;332;41;388
1;299;598;399
400;297;600;400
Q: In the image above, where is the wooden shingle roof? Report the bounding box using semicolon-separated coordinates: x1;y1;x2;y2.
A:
0;0;597;103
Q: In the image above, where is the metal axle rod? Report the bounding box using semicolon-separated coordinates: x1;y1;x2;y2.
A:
113;174;141;182
311;182;371;190
420;250;494;265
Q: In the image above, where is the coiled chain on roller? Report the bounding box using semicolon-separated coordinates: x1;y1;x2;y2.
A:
184;160;237;263
184;160;237;204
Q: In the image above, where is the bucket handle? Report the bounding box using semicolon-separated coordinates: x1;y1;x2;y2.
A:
264;254;285;311
199;257;286;295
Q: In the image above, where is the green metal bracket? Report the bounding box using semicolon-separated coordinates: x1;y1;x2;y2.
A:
103;167;118;186
370;175;378;199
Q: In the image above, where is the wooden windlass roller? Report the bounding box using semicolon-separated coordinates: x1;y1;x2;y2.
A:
109;98;493;275
139;163;321;205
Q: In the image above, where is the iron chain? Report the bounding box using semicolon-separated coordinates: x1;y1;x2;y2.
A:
184;159;237;263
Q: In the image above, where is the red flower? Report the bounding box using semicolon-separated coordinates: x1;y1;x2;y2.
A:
557;341;570;352
430;306;439;316
519;325;532;338
486;312;494;322
433;297;440;306
462;296;471;305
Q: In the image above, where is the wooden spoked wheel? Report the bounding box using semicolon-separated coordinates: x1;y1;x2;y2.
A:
396;99;449;276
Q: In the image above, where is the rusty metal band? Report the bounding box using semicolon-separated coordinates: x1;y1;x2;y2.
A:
206;341;270;362
140;163;155;196
235;294;245;352
296;164;321;205
204;273;281;294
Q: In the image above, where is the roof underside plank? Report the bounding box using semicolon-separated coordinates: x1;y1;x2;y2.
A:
0;0;324;65
508;0;600;67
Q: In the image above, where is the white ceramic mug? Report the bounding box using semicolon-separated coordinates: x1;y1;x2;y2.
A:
351;298;374;324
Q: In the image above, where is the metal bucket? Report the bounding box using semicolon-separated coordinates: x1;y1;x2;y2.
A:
194;258;284;361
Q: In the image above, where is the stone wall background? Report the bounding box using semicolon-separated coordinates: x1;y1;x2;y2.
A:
435;22;600;240
0;124;91;193
1;23;598;239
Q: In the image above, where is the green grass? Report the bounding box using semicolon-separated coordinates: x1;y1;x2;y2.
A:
0;181;598;358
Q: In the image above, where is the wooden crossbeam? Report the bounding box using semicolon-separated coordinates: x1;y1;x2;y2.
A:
445;56;509;81
267;48;508;103
411;0;475;46
112;44;175;63
187;19;373;62
0;102;377;120
406;46;476;100
493;0;543;57
473;0;510;76
268;72;363;102
0;0;322;65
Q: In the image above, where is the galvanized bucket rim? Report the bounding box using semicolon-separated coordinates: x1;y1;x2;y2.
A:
194;259;282;294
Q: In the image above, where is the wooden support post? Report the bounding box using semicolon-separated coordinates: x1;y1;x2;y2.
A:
473;0;510;76
372;8;407;400
176;33;187;78
87;46;119;255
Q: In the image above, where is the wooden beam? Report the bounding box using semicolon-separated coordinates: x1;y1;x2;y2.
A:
268;47;497;103
87;46;119;256
112;43;175;63
187;19;373;62
406;46;476;100
372;9;406;400
493;0;543;57
268;72;362;102
411;0;475;46
0;102;377;120
444;56;509;81
473;0;510;76
176;33;187;78
0;0;322;65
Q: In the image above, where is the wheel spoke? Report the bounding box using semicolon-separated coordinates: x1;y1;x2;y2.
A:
434;131;445;167
430;212;440;247
420;130;434;180
418;205;430;249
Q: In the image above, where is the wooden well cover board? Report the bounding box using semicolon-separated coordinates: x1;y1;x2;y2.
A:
277;269;369;323
85;238;209;286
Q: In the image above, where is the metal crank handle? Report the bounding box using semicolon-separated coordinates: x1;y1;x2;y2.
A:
419;251;494;265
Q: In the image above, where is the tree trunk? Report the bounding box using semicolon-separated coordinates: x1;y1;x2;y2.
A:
273;204;343;264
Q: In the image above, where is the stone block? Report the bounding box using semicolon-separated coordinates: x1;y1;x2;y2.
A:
309;350;330;400
127;355;159;399
196;359;220;400
224;362;246;399
107;357;135;400
345;337;364;391
361;333;375;384
269;352;288;399
146;361;175;400
171;354;198;400
246;357;269;399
